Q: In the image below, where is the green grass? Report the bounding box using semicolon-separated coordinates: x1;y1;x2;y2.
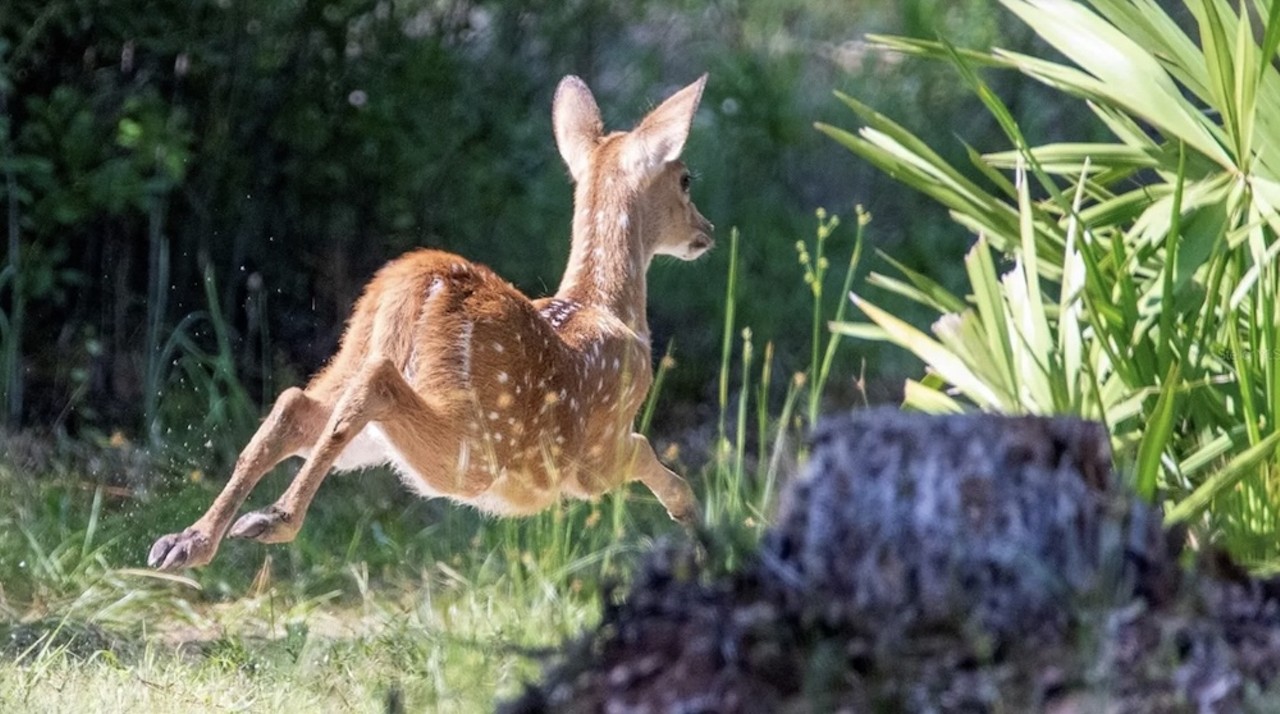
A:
0;451;675;712
0;423;710;710
0;576;592;712
0;441;664;712
0;355;676;711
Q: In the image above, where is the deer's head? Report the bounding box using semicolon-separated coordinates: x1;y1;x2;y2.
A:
554;75;714;264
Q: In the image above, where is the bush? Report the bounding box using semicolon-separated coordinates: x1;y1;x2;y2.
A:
828;0;1280;565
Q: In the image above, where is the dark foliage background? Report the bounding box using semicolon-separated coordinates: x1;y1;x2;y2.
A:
0;0;1079;450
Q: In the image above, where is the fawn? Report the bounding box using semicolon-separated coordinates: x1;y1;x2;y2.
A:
148;74;712;570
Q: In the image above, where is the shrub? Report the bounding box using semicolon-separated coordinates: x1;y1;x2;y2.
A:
825;0;1280;565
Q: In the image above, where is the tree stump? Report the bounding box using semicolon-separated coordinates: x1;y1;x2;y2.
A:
502;409;1280;713
762;409;1171;641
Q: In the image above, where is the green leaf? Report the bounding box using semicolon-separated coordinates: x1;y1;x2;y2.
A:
867;34;1011;69
827;321;888;341
1165;430;1280;524
851;293;1006;410
932;307;1018;406
1192;0;1241;157
1260;0;1280;76
1134;362;1181;500
965;235;1018;396
1173;201;1227;297
999;0;1231;166
1177;431;1236;479
903;379;966;414
1089;0;1213;100
1058;167;1090;410
1079;184;1175;227
965;142;1017;200
984;143;1160;173
874;251;969;313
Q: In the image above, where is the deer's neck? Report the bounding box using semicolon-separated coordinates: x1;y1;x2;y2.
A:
556;180;650;337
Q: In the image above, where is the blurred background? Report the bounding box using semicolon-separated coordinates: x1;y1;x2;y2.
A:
0;0;1082;456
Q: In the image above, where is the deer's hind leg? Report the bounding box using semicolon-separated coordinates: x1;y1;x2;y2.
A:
226;356;482;544
227;272;488;544
147;386;332;570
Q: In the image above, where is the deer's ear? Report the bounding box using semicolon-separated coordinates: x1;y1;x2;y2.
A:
553;75;604;183
622;74;706;180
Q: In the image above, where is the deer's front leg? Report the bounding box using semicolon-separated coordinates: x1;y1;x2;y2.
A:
628;433;699;527
148;387;331;570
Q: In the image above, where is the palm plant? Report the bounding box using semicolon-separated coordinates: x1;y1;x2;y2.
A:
823;0;1280;565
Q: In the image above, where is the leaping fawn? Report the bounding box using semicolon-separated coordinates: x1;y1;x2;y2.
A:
148;74;713;570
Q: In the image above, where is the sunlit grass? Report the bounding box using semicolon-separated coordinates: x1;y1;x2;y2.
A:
0;461;615;712
0;575;595;713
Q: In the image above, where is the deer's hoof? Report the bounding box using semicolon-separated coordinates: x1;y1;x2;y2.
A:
228;507;297;543
148;529;215;570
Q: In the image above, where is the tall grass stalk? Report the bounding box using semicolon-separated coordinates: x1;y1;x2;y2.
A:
700;214;864;536
717;228;741;453
756;341;774;485
732;327;753;520
759;374;803;526
709;228;741;527
797;207;864;427
637;342;676;436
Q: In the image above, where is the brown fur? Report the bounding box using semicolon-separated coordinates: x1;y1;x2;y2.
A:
148;74;712;570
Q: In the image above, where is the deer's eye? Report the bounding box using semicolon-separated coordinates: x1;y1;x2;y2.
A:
680;173;692;192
